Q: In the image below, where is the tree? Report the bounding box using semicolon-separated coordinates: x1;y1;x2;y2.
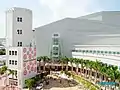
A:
25;78;35;90
8;69;15;89
64;56;69;71
60;57;66;71
74;58;80;74
92;60;101;83
42;56;49;71
69;58;74;71
37;56;42;72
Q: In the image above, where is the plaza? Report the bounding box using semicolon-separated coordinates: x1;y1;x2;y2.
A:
0;6;119;90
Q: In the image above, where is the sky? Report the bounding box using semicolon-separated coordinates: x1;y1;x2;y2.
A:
0;0;120;38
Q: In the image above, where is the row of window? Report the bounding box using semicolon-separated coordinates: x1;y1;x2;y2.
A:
72;50;120;55
9;51;17;55
17;29;22;34
17;17;22;22
9;60;17;65
18;42;22;46
53;38;59;45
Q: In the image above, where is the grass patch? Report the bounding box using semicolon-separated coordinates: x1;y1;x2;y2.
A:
70;72;100;90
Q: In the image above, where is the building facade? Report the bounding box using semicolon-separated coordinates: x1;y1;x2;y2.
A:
50;33;62;61
72;45;120;69
6;7;33;47
6;7;37;89
35;11;120;58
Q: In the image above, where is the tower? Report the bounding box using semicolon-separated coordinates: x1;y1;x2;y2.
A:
6;7;37;89
6;7;33;47
50;33;61;61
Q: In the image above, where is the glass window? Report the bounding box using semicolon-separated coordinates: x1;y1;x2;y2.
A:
15;51;17;55
72;50;75;52
53;47;58;50
12;60;14;65
90;50;92;53
20;42;22;46
20;17;22;22
93;50;96;53
17;17;19;22
54;34;58;36
83;50;85;53
17;42;19;46
53;38;58;45
9;60;11;64
105;51;107;54
12;51;14;55
18;42;22;46
17;30;19;34
53;52;58;55
101;51;103;53
20;30;22;34
15;61;17;65
117;52;120;54
17;17;22;22
17;30;22;34
86;50;88;53
109;51;111;54
97;51;100;53
9;51;11;55
113;52;116;54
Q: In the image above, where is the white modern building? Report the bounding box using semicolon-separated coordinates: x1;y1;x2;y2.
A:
35;11;120;67
72;45;120;69
5;7;37;89
6;7;33;47
50;33;62;60
35;11;120;58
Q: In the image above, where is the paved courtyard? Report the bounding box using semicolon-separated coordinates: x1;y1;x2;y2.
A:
43;73;85;90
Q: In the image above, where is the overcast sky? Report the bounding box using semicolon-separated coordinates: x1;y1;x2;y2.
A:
0;0;120;37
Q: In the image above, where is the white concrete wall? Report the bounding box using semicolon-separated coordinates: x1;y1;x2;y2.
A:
35;18;120;57
6;7;33;47
6;47;37;88
72;46;120;68
6;9;13;47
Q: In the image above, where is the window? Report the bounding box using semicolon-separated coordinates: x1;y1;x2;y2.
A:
17;30;22;34
117;52;120;54
12;60;14;65
9;51;11;55
53;47;58;50
18;42;22;46
105;51;107;54
54;34;58;36
17;30;19;34
97;51;100;53
90;50;92;53
86;50;88;53
53;52;58;55
15;51;17;55
17;17;22;22
109;51;111;54
20;17;22;22
113;52;116;54
93;50;96;53
12;51;14;55
82;50;85;53
9;60;11;64
20;30;22;34
20;42;22;46
15;61;17;65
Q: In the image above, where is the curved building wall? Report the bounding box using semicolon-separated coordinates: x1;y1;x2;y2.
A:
35;18;120;57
